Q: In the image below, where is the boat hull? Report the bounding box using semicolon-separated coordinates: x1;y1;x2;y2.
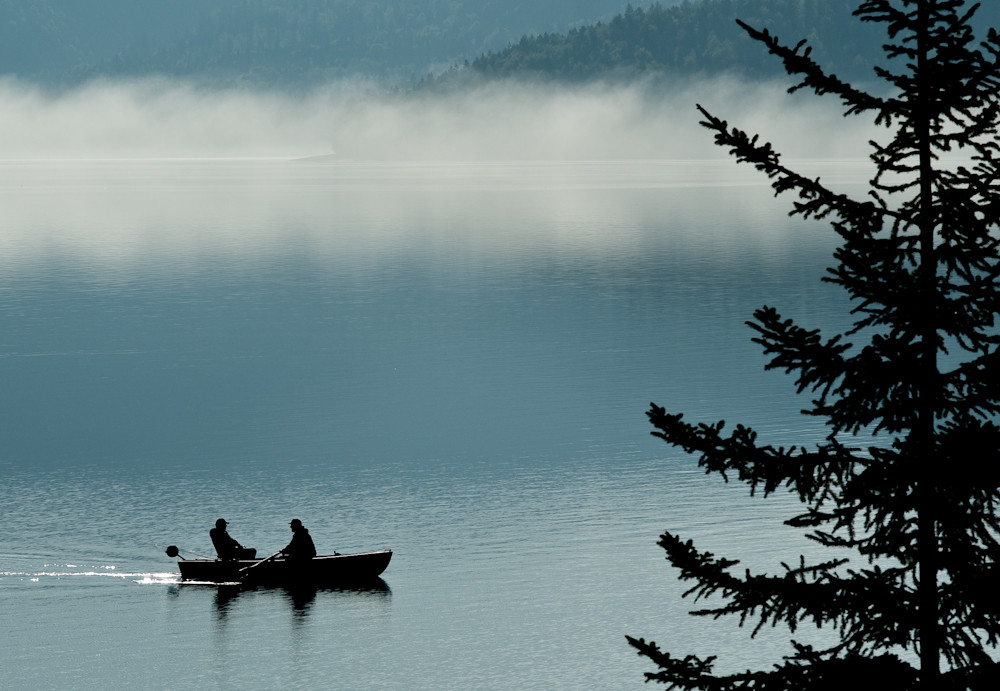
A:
177;550;392;586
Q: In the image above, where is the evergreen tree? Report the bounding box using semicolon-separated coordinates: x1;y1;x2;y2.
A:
627;1;1000;688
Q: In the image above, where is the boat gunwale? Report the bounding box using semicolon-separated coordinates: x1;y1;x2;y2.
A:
178;549;392;565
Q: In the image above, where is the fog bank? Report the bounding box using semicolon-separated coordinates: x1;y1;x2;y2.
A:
0;77;881;161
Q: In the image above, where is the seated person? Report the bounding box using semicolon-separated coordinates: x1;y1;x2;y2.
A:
281;518;317;560
209;518;256;560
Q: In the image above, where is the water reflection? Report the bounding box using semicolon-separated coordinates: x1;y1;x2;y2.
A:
213;584;243;620
284;586;317;616
206;578;392;622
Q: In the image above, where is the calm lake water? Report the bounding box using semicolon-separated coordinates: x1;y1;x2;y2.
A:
0;158;867;688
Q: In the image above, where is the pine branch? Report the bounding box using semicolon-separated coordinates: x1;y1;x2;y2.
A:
696;105;894;228
734;20;887;118
657;532;923;659
748;307;851;398
624;636;735;690
626;634;920;688
646;404;859;503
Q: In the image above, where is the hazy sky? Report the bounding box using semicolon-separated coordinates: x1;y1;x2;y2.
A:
0;76;878;161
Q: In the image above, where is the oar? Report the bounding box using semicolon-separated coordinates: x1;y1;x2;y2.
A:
238;550;283;582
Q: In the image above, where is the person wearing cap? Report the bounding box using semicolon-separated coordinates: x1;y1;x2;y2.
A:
209;518;255;560
280;518;317;560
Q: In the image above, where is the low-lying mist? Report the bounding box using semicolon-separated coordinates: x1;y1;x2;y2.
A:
0;76;880;161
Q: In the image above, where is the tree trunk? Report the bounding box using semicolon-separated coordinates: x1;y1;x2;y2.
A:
916;2;940;687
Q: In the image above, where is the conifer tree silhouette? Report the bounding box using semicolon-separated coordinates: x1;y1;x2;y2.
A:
627;2;1000;688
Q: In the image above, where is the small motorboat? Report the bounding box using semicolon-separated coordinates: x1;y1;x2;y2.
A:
167;546;392;586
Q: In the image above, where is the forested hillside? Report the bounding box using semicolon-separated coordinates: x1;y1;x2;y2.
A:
4;1;998;88
0;0;643;86
457;0;1000;85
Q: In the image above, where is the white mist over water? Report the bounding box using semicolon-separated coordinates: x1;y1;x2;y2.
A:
0;76;879;161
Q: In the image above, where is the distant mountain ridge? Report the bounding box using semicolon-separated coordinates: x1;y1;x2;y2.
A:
0;0;646;86
3;1;999;88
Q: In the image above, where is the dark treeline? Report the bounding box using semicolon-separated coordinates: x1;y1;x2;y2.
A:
6;1;999;89
98;0;607;86
0;0;638;87
450;0;1000;86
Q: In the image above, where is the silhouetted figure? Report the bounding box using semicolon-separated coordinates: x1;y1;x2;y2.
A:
281;518;317;560
209;518;256;560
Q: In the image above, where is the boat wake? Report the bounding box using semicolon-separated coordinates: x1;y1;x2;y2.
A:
135;573;183;585
1;564;181;585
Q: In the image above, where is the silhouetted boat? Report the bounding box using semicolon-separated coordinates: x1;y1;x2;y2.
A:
175;550;392;586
